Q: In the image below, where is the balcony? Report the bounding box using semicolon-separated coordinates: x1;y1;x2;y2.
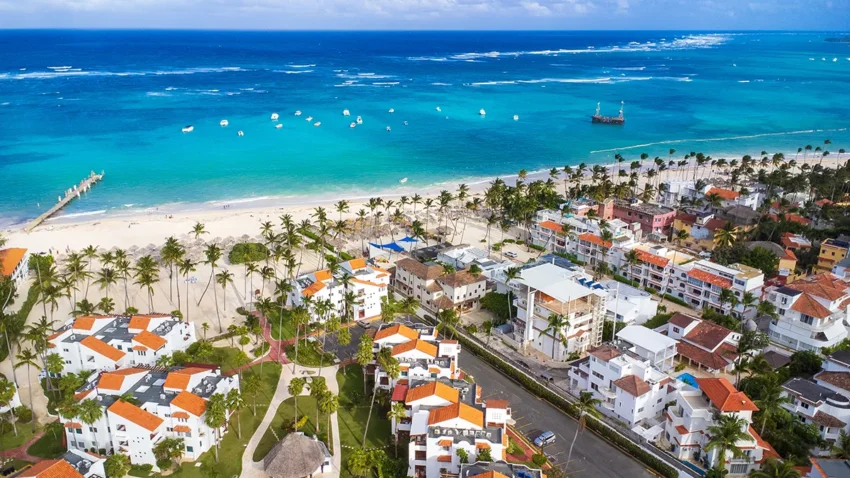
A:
599;387;617;399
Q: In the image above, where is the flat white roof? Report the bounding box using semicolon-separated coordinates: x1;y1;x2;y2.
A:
519;263;596;303
617;325;677;354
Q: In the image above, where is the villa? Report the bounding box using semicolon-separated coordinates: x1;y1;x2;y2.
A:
662;313;740;373
372;323;461;390
394;258;488;314
287;258;390;322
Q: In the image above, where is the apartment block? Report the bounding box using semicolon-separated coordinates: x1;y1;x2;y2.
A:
0;247;29;284
611;199;676;234
394;258;487;314
372;323;461;390
662;313;740;373
818;237;850;272
288;258;390;322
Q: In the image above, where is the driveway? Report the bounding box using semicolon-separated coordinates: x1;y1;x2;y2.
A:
460;350;654;478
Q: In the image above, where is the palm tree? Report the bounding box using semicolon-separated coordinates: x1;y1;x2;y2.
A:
77;398;104;452
81;245;98;299
832;429;850;459
114;257;131;312
98;297;115;314
226;389;245;439
543;314;569;361
200;243;223;330
503;267;520;322
95;268;117;300
14;348;40;432
748;458;800;478
754;381;791;436
204;393;227;462
215;269;234;315
714;222;737;248
318;391;339;444
288;377;306;430
567;391;601;471
0;378;18;437
201;322;210;341
178;258;196;321
191;221;207;240
705;414;750;473
133;256;159;312
387;401;407;456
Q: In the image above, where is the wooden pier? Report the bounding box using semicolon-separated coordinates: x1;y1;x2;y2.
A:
24;171;105;232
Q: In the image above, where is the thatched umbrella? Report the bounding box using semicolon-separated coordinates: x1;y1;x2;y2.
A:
263;433;325;478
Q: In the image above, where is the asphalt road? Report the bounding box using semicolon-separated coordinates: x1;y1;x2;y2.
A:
460;349;654;478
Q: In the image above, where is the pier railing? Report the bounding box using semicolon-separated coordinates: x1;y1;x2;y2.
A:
24;171;104;232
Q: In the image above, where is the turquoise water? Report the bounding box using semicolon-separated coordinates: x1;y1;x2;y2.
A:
677;373;700;389
0;31;848;226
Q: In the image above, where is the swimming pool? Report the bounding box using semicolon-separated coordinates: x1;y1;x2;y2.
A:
677;372;700;389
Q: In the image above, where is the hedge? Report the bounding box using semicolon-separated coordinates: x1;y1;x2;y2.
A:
228;242;269;264
613;274;640;288
553;251;585;265
439;321;678;478
662;294;689;307
528;243;546;252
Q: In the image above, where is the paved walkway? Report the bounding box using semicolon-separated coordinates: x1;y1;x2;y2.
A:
240;363;342;478
0;428;46;462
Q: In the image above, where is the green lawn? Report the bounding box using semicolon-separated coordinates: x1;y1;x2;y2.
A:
171;361;282;478
285;340;336;367
251;395;333;462
336;366;395;478
0;420;37;453
26;425;65;459
269;309;299;340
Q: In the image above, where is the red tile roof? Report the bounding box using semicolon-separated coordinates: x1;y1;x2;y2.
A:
636;249;670;268
749;426;780;461
675;213;697;226
782;248;798;261
578;232;612;249
789;273;849;301
470;472;509;478
705;187;740;201
687;269;732;288
669;313;699;328
538;221;564;233
695;378;759;412
675;425;689;435
791;293;834;319
427;402;484;428
769;213;812;226
171;391;207;417
613;375;651;397
173;425;192;433
486;399;510;409
683;320;735;352
676;342;736;370
391;384;409;402
18;459;83;478
0;248;27;277
391;339;437;358
814;371;850;392
588;345;622;361
80;336;126;362
108;400;164;432
405;381;459;404
437;455;453;463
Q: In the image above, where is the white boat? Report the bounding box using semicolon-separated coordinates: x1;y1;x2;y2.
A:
306;116;313;122
314;122;321;127
833;58;838;62
270;113;279;120
350;122;357;128
275;124;283;129
513;115;519;121
182;125;194;133
479;109;486;116
238;130;244;136
403;121;408;126
386;126;391;132
399;178;408;184
436;106;441;112
294;110;302;116
343;109;351;116
356;115;363;125
388;108;395;113
220;119;229;127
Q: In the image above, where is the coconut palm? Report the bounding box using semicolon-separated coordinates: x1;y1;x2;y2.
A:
749;458;800;478
98;297;115;314
200;243;224;330
178;258;196;321
318;391;339;442
191;222;207;240
503;267;520;321
114;257;132;312
226;388;245;439
705;414;750;473
832;429;850;459
95;268;117;300
543;314;569;361
567;391;601;471
204;393;227;462
0;378;18;437
215;269;234;314
77;398;104;452
387;401;407;456
81;245;98;299
754;380;791;436
133;255;159;312
14;348;40;432
288;377;306;430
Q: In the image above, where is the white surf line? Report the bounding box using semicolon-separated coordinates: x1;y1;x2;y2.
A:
590;127;849;154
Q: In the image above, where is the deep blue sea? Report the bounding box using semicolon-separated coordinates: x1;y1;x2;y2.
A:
1;30;849;226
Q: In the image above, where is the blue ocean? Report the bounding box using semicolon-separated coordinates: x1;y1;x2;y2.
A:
1;30;848;226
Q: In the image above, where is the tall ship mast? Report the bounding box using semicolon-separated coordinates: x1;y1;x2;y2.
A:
591;101;625;125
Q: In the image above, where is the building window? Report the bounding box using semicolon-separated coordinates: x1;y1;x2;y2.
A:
186;446;194;453
637;407;644;413
672;327;680;333
801;315;815;325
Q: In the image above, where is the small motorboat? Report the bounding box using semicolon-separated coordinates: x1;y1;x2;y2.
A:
220;119;229;127
403;121;408;126
399;178;408;184
343;109;351;116
513;115;519;121
356;115;363;125
479;109;486;116
314;122;321;127
182;125;194;133
436;106;441;112
306;116;313;122
294;110;302;116
275;124;283;129
386;126;391;132
388;108;395;113
238;130;244;136
350;122;356;128
270;112;279;120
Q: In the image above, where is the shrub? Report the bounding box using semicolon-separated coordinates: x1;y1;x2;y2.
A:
643;313;673;329
662;294;689;307
645;287;658;295
13;405;32;423
228;242;269;264
492;243;502;251
674;363;686;372
613;274;640;287
480;292;516;322
529;243;546;252
465;324;478;334
507;440;524;455
531;453;548;466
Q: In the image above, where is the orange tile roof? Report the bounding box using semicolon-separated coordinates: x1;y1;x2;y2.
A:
437;438;453;446
164;367;209;391
73;390;92;401
613;375;651;397
348;258;367;270
428;402;484;428
405;381;459;404
128;316;151;330
636;249;670;268
374;324;420;342
470;472;509;478
0;248;26;277
108;399;164;432
675;425;689;435
428;366;441;373
172;412;190;420
98;368;147;390
302;281;327;297
64;422;83;429
783;248;798;261
687;269;732;288
578;232;612;248
18;459;83;478
476;442;491;449
132;345;148;351
789;273;849;301
391;339;438;358
351;278;387;289
73;317;97;331
695;378;758;412
437;455;453;463
705;187;740;201
133;330;167;351
313;269;332;281
171;391;207;416
486;399;509;409
173;425;191;433
791;293;833;319
749;426;780;460
80;336;126;362
538;220;564;233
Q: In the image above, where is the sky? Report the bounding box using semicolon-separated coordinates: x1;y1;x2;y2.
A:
0;0;847;30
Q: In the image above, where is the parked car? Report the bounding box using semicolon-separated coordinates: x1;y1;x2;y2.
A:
504;251;518;259
517;360;531;370
534;431;556;447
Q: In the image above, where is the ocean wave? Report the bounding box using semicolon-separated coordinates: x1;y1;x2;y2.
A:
288;64;315;68
430;82;452;86
467;76;692;86
738;80;750;83
57;209;107;219
408;56;449;62
1;66;248;81
145;92;170;97
274;69;314;74
207;196;274;206
613;66;646;71
372;81;399;85
335;72;394;79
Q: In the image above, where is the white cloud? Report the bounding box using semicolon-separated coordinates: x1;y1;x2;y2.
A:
521;0;552;15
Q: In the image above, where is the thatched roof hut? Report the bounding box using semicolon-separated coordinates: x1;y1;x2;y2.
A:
262;433;325;478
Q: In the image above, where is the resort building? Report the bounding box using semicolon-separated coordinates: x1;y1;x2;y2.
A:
818;237;850;272
436;244;489;270
764;273;850;352
19;449;106;478
658;179;700;207
0;247;29;284
511;262;606;359
599;279;658;325
288;258;390;322
62;365;239;470
394;258;488;314
531;214;637;258
568;342;678;426
48;313;196;375
372;323;461;390
611;199;676;234
667;260;764;319
390;378;510;478
662;313;740;373
663;377;778;476
459;461;544;478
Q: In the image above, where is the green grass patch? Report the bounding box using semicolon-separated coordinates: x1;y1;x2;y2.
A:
251;395;333;462
286;340;337;367
0;421;36;453
642;313;673;330
269;310;298;340
337;366;394;478
26;426;66;459
171;361;282;478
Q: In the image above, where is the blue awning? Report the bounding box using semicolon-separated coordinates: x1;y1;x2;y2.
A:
369;242;405;252
398;236;418;243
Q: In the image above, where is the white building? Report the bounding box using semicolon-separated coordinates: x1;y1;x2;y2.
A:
48;314;196;375
663;313;740;373
372;323;461;389
18;449;106;478
436;244;489;270
568;344;679;426
613;244;694;294
667;260;764;319
395;258;488;314
511;263;606;359
658;179;700;207
62;365;239;470
599;279;658;325
616;325;678;370
0;248;29;284
764;273;850;352
530;215;637;258
664;377;778;476
288;258;390;322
